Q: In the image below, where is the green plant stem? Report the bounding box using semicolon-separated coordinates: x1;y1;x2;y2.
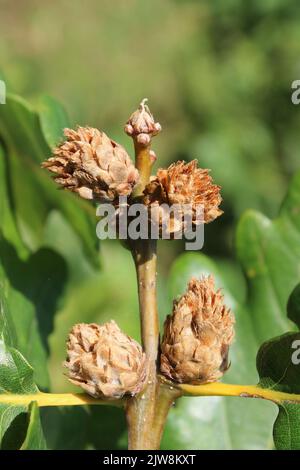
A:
125;135;177;449
132;141;152;197
3;381;300;409
0;393;123;407
133;239;159;363
179;382;300;404
127;239;177;449
126;228;165;449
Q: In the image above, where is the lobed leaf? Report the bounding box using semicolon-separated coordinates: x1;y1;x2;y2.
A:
256;284;300;449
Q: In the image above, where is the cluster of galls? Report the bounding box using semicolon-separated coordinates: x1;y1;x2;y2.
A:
42;99;235;399
42;99;222;233
65;276;234;399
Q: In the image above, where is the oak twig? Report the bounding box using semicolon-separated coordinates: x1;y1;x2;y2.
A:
0;392;123;407
179;382;300;404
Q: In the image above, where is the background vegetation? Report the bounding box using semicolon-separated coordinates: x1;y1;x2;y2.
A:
1;0;300;449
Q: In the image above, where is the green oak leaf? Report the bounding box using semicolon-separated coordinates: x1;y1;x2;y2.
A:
256;283;300;450
0;145;68;388
0;93;100;268
0;339;46;449
0;244;68;389
38;95;70;149
20;402;47;450
0;130;59;448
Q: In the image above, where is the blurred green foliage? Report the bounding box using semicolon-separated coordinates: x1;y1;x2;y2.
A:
1;0;300;450
1;0;300;234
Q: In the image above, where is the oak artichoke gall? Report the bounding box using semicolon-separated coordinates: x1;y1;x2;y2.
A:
42;126;139;203
143;160;223;236
160;276;235;384
65;321;147;399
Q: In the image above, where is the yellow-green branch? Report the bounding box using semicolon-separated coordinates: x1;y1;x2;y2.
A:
1;383;300;408
0;392;123;408
180;382;300;404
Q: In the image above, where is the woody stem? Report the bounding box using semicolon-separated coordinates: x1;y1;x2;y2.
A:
131;140;159;362
125;138;174;449
133;239;159;363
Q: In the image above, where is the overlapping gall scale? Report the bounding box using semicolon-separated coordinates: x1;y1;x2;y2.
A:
42;126;139;202
160;276;235;384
